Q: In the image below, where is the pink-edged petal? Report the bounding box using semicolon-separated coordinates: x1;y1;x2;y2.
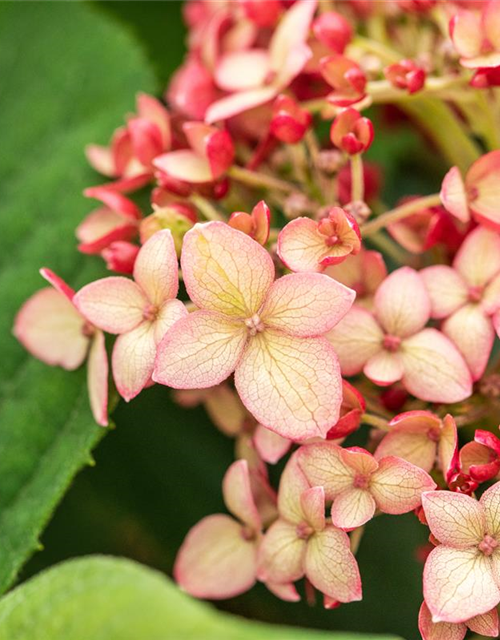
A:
424;546;499;623
297;443;355;500
480;481;500;539
422;491;486;547
14;288;89;370
440;166;470;223
223;459;261;531
438;415;459;481
364;350;404;386
136;92;171;148
205;86;278;124
76;206;135;242
277;453;311;524
39;268;75;301
269;0;317;72
327;306;383;375
277;217;330;273
181;222;275;318
331;487;376;530
112;321;156;401
74;277;146;334
203;384;246;437
253;425;292;465
153;310;247;389
174;514;257;599
301;486;326;532
85;143;116;177
483;272;500;314
370;456;435;514
87;330;108;427
305;525;362;602
215;49;271;91
484;0;500;48
451;11;483;59
128;117;163;167
442;304;495;381
133;229;179;305
418;601;467;640
400;328;473;404
235;330;342;441
266;581;301;602
261;272;355;338
453;226;500;287
374;267;430;338
420;266;468;319
495;309;500;338
374;425;437;472
468;608;500;636
153;299;188;343
468;151;500;230
153;150;213;183
257;519;306;583
341;447;379;475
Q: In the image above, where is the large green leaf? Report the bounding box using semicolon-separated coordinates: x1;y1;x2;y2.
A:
0;2;155;592
0;556;401;640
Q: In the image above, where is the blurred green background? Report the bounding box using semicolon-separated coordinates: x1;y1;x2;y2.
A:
0;2;447;638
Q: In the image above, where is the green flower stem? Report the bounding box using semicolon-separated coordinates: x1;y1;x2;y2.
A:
228;165;296;194
189;194;224;221
361;193;442;237
362;413;390;432
350;153;365;203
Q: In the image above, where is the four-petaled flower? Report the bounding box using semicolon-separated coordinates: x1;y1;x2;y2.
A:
257;454;362;604
298;442;435;530
421;226;500;380
153;221;355;441
278;207;361;273
327;267;472;403
450;2;500;69
74;229;187;401
422;483;500;623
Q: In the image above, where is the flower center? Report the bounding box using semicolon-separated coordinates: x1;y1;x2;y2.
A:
353;474;370;489
383;334;401;352
479;534;498;556
296;521;314;540
143;304;159;322
245;313;265;336
468;285;484;303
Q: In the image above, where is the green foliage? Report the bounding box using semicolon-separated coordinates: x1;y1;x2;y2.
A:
0;2;155;592
0;556;402;640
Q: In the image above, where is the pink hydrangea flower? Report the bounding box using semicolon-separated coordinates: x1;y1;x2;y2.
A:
74;229;187;401
450;2;500;69
440;151;500;230
419;601;499;640
323;249;387;309
374;411;458;477
384;59;426;94
174;459;263;599
77;187;141;255
459;429;500;483
320;55;367;106
228;200;270;245
14;269;108;426
330;108;374;155
270;94;312;144
422;483;500;623
297;442;436;530
86;92;171;189
154;221;355;441
257;454;362;603
153;122;234;184
312;11;353;54
277;207;361;272
205;0;316;123
421;226;500;380
327;267;473;403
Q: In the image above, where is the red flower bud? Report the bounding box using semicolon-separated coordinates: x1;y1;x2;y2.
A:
270;95;312;144
101;241;140;274
471;67;500;88
330;108;374;155
385;59;426;94
312;11;353;54
320;55;367;106
240;0;282;26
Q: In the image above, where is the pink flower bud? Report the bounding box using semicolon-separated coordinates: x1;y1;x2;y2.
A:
312;11;353;54
471;66;500;88
320;55;367;106
270;95;312;144
330;108;374;155
101;241;140;274
228;201;271;245
240;0;282;27
140;206;195;255
384;59;426;94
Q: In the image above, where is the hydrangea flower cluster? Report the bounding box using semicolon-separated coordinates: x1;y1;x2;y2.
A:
14;0;500;637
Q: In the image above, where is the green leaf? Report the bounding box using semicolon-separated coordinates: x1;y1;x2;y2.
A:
0;2;155;592
0;556;401;640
